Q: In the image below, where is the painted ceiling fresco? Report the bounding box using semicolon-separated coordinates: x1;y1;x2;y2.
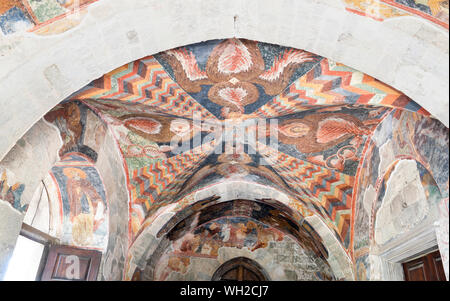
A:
39;38;437;261
1;0;448;37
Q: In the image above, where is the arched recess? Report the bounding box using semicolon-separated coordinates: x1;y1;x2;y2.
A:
125;181;354;281
0;101;129;280
140;199;335;281
24;152;109;250
367;159;443;280
0;0;448;162
352;109;449;280
211;257;270;281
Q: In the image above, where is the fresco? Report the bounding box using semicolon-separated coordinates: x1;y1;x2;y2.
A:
147;200;334;281
0;1;33;35
1;1;447;37
352;109;449;279
49;153;108;249
0;0;98;36
155;39;322;119
75;40;427;120
393;0;449;24
271;105;389;175
161;200;328;258
343;0;449;27
153;217;334;281
82;99;387;246
66;39;442;251
0;169;27;213
44;100;104;161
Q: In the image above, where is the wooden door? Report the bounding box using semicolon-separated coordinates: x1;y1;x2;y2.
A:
212;257;269;281
40;245;102;281
403;250;446;281
220;265;262;281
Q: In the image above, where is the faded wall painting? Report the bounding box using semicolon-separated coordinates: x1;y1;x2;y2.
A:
2;1;447;37
0;169;26;213
144;200;334;281
0;0;98;36
343;0;449;27
69;38;435;250
352;109;449;280
49;153;108;249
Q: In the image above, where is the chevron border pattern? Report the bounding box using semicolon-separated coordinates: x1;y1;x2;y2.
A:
73;56;217;120
252;59;431;119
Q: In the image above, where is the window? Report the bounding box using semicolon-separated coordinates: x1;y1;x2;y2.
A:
3;222;58;281
3;234;46;281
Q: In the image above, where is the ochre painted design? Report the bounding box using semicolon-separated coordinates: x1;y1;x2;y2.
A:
75;57;217;120
44;101;101;161
157;39;320;119
343;0;449;28
352;110;449;279
252;60;429;119
343;0;409;21
50;153;108;249
151;200;333;281
0;0;98;36
66;39;439;252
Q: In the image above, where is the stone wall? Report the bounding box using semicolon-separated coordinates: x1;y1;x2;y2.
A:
352;109;449;280
144;213;335;281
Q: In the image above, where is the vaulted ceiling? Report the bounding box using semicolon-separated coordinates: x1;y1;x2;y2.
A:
41;39;434;258
0;0;448;282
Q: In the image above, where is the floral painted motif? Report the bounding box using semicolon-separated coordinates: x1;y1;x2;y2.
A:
158;39;320;119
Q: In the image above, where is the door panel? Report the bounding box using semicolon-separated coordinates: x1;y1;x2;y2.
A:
403;250;446;281
429;252;446;281
40;245;102;281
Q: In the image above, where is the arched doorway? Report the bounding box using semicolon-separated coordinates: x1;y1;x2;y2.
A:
212;257;269;281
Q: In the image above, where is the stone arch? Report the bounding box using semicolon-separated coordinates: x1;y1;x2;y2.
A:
0;102;129;280
1;0;448;163
363;159;443;280
211;257;270;281
370;159;442;246
352;109;449;280
125;180;354;281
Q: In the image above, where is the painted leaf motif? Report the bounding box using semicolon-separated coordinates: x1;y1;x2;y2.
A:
218;40;253;74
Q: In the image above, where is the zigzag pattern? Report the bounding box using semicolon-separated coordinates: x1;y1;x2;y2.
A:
72;56;216;120
257;143;353;246
129;146;210;215
252;59;430;118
